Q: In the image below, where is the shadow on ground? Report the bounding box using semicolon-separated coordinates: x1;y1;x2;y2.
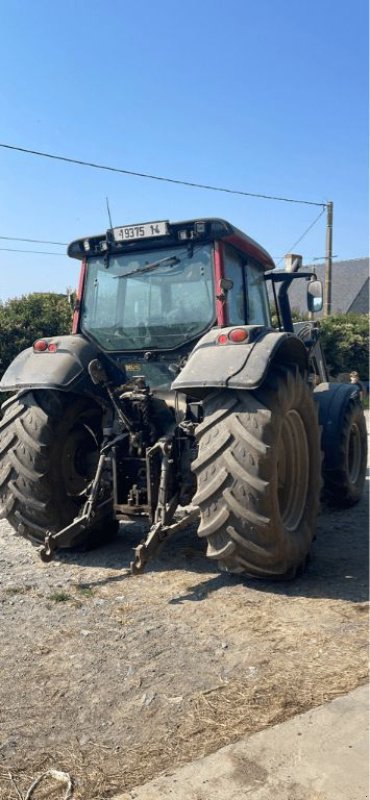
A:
54;470;369;605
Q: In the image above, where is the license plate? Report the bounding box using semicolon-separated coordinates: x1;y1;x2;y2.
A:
112;221;169;242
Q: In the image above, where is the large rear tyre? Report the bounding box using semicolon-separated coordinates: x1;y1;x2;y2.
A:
192;368;321;579
0;391;118;546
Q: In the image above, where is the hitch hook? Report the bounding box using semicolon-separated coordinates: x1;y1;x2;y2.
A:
130;507;200;575
38;532;57;563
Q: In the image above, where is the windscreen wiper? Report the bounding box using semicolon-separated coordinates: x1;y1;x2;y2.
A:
113;255;180;279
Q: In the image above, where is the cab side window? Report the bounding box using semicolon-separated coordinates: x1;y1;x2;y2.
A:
223;245;271;326
223;247;246;325
245;262;271;325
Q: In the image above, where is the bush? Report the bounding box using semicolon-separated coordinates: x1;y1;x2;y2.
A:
319;313;369;379
0;292;73;381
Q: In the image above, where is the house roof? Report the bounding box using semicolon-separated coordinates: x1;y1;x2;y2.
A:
283;258;369;316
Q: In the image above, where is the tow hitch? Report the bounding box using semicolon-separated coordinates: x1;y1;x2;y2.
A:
131;507;199;574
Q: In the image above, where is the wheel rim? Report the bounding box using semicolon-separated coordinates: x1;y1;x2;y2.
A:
277;410;309;531
61;419;100;497
346;422;362;484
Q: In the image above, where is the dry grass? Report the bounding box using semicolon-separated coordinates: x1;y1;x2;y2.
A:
1;662;367;800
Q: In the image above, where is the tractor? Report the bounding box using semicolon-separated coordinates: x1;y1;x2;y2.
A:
0;218;367;577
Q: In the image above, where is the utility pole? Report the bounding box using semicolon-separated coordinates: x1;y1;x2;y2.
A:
323;201;334;316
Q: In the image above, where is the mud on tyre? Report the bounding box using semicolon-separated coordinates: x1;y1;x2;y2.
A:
192;367;322;579
0;390;117;546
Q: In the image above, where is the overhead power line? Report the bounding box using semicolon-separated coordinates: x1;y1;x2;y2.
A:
0;142;326;208
0;235;67;245
0;247;66;256
277;207;326;264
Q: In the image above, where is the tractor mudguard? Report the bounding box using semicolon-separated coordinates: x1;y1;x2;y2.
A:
313;381;362;470
172;326;308;394
0;334;111;397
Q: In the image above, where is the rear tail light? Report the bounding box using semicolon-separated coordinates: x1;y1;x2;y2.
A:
229;328;249;343
33;340;58;352
33;340;48;352
217;328;249;345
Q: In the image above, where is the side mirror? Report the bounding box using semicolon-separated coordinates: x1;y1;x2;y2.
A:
220;278;233;291
307;279;323;313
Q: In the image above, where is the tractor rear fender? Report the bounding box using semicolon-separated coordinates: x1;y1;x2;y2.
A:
0;335;109;398
172;326;308;395
313;382;363;470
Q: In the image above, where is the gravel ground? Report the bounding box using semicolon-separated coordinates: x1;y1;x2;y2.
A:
0;430;368;799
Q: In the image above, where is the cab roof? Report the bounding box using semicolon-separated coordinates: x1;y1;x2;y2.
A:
67;217;275;271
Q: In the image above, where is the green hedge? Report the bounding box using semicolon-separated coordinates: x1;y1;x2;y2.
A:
0;293;73;381
318;313;369;380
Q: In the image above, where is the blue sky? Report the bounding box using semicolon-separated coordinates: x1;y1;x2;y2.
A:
0;0;368;302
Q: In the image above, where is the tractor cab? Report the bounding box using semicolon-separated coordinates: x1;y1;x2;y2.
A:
69;218;274;355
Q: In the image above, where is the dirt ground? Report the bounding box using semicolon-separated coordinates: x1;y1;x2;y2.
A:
0;438;368;799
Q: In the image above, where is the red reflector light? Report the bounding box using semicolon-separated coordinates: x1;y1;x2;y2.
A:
217;329;249;345
33;340;48;352
33;340;58;352
229;328;249;343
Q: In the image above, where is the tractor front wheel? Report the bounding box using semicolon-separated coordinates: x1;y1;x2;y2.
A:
321;395;367;506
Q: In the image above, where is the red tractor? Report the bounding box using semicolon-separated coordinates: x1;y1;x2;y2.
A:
0;218;367;577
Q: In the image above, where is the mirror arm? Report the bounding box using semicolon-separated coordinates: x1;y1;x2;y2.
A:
265;271;320;332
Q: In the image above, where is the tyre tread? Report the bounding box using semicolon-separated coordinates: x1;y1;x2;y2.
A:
193;368;321;578
0;391;116;547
